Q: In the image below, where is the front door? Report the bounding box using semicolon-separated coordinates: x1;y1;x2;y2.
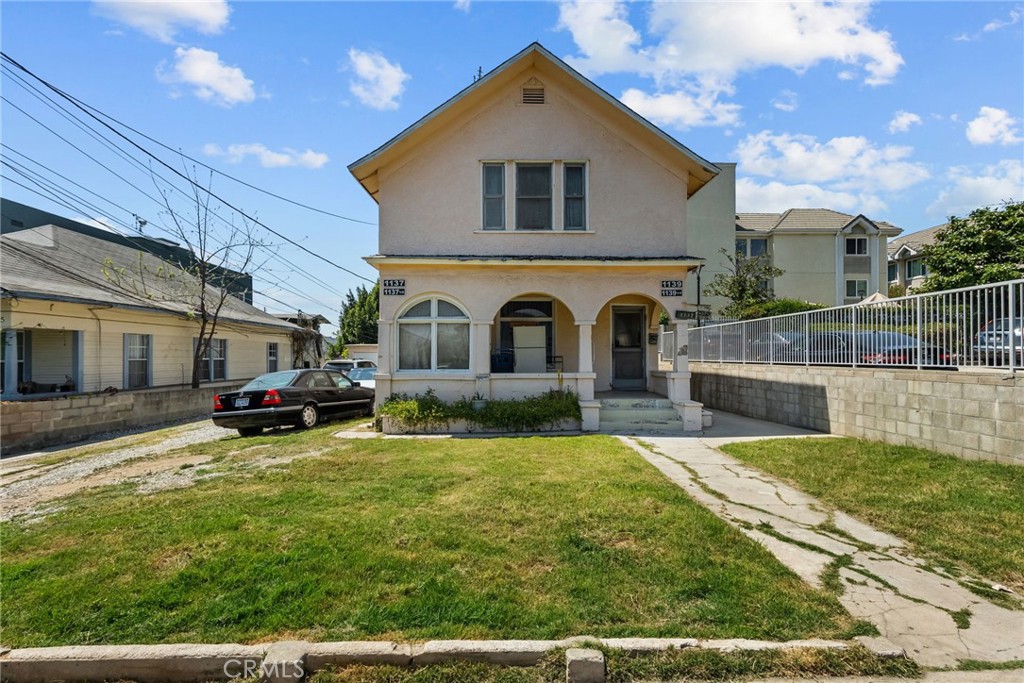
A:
612;307;646;390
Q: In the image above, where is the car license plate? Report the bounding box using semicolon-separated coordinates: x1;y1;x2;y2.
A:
235;397;250;408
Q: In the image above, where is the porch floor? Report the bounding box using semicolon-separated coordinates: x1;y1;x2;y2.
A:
594;390;667;400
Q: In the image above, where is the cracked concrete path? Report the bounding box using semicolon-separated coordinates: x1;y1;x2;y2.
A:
619;412;1024;669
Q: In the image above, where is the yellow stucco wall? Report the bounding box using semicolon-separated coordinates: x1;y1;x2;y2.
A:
5;299;293;392
686;163;737;315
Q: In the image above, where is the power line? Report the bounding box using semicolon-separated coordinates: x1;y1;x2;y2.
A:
2;52;377;285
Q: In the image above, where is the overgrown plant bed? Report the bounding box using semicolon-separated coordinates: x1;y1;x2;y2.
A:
378;389;582;434
3;429;871;647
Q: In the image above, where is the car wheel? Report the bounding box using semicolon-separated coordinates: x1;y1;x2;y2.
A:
298;403;319;429
237;427;263;437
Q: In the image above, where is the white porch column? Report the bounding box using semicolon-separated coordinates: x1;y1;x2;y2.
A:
669;320;702;431
576;320;599;430
473;321;492;399
374;320;393;405
2;328;17;399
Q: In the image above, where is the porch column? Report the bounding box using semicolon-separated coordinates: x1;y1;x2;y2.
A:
576;320;599;430
2;328;17;399
670;320;702;431
72;331;84;393
374;320;393;405
473;321;492;399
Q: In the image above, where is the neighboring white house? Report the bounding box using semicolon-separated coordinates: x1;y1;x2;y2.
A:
349;43;730;431
1;223;297;399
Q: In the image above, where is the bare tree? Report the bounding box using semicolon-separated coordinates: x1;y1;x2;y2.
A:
158;168;268;388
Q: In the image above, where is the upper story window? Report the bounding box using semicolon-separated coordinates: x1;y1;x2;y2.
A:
735;237;768;259
516;163;552;230
480;161;589;232
846;237;868;255
906;258;928;279
564;164;586;230
888;262;898;282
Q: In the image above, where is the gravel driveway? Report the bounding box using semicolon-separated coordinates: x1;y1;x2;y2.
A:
0;420;230;522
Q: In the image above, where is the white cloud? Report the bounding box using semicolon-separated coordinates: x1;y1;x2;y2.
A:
927;160;1023;217
772;90;798;113
984;8;1021;32
158;47;256;107
203;143;329;169
560;0;904;85
620;87;741;130
347;48;410;111
93;0;229;43
966;107;1023;145
735;130;930;193
736;178;887;214
888;110;922;134
454;0;471;12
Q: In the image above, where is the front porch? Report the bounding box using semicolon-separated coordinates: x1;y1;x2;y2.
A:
1;328;83;401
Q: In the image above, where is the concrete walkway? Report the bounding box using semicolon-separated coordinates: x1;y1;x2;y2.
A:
619;412;1024;669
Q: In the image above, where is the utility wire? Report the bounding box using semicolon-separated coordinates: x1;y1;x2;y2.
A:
2;52;376;284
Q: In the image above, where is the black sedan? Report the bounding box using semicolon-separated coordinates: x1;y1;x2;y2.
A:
213;369;374;436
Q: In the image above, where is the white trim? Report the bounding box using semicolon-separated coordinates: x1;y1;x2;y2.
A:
366;256;704;268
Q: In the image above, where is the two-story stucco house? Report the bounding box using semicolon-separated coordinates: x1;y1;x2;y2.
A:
349;43;731;432
887;223;945;293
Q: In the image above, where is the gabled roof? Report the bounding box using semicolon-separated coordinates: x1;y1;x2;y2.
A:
349;42;720;200
887;222;947;258
1;225;297;332
735;208;900;235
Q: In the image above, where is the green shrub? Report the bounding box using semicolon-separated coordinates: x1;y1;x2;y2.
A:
379;389;581;432
741;298;827;320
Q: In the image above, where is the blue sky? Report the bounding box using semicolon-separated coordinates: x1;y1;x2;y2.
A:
2;1;1022;335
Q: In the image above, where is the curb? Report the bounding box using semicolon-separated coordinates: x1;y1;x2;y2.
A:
0;637;878;683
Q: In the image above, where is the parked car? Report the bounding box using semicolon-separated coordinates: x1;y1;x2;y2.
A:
748;331;804;361
346;366;377;390
212;368;374;437
783;331;952;367
323;358;377;373
973;317;1023;365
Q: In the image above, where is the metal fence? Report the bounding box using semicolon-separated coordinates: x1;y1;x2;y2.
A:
686;279;1023;371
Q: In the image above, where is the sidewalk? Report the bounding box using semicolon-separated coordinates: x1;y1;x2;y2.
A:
620;412;1024;669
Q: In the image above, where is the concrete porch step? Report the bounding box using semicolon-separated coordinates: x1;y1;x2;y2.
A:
598;398;674;410
599;419;687;433
598;408;682;422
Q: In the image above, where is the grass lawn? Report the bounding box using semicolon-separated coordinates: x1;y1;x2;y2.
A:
2;427;868;647
720;438;1024;594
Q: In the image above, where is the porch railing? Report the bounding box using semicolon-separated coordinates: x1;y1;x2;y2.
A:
686;278;1023;371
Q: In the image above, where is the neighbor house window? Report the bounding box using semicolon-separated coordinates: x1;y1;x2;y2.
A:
736;238;768;259
196;338;227;381
888;262;898;282
124;333;151;389
846;237;868;255
845;279;868;298
397;298;470;371
906;259;927;279
563;163;586;230
482;163;505;230
0;331;27;394
267;342;279;373
516;163;552;230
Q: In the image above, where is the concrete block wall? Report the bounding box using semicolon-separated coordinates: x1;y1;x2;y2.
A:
691;363;1023;465
1;381;243;454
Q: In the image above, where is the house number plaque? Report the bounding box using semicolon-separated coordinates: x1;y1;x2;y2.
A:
660;280;684;297
382;279;406;296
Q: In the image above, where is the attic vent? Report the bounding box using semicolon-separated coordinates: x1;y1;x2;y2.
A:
522;87;545;105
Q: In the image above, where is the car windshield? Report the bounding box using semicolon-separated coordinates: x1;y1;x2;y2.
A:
348;368;375;380
241;370;299;391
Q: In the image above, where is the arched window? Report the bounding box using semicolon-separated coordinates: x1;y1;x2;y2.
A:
397;298;470;371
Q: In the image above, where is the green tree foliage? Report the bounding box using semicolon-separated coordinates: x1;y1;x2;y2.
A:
337;281;380;349
703;247;785;318
919;201;1024;292
740;298;826;320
